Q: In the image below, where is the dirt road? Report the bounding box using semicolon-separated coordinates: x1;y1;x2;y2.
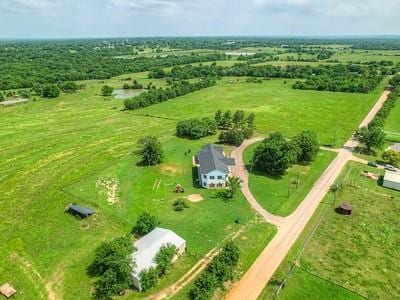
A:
225;90;391;300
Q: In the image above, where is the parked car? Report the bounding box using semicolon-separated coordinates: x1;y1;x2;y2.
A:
367;161;378;168
385;164;397;172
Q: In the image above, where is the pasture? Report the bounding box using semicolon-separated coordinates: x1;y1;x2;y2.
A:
262;162;400;299
0;66;387;299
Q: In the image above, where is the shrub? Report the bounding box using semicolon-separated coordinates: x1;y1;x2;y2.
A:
139;267;158;291
172;198;189;211
101;85;114;96
132;212;160;236
382;150;400;167
154;243;177;276
42;84;60;98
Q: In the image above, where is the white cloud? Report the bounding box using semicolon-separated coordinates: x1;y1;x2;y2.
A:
0;0;64;13
109;0;200;16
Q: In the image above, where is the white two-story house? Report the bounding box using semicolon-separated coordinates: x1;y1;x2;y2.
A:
195;144;235;189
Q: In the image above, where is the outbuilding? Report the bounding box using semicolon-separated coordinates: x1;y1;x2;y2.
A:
382;170;400;191
131;227;186;291
66;204;95;218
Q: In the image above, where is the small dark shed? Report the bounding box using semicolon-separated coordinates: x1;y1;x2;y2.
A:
338;203;353;215
67;204;95;218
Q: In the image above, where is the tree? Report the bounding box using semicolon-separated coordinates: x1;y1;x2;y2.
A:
218;129;245;146
356;126;385;152
135;136;164;165
221;110;232;129
292;131;319;163
382;150;400;167
58;81;78;93
245;113;256;130
176;118;216;140
88;236;134;299
0;93;4;102
252;132;295;176
42;84;60;98
220;176;241;200
214;110;223;127
232;110;245;129
154;244;177;276
329;183;342;204
101;85;114;96
133;212;160;236
139;267;158;291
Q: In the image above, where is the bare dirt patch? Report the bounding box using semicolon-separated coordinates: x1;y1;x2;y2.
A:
96;177;120;205
161;164;184;175
187;194;203;203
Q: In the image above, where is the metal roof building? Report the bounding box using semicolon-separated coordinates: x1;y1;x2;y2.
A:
383;170;400;191
131;227;186;290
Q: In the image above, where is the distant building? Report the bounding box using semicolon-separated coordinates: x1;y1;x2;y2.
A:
195;144;235;189
131;228;186;291
382;171;400;191
388;143;400;152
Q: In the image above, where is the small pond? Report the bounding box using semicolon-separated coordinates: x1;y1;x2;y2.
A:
113;89;144;99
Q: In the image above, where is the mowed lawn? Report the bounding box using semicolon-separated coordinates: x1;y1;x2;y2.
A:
244;143;337;216
134;77;383;146
270;162;400;299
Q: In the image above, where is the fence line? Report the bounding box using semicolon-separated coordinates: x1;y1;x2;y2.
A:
299;267;368;299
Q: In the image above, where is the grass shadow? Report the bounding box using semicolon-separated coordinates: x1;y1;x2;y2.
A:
191;166;202;189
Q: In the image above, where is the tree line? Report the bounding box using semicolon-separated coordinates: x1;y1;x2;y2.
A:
356;74;400;153
189;241;240;299
123;78;216;110
157;63;387;93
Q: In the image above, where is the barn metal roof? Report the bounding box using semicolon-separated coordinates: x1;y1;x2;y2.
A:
384;170;400;183
131;228;185;279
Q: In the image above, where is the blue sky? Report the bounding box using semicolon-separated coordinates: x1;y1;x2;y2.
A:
0;0;399;38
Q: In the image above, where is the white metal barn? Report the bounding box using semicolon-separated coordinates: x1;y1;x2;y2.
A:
131;227;186;290
382;171;400;191
195;144;235;189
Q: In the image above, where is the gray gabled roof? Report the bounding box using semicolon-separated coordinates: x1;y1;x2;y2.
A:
197;144;235;175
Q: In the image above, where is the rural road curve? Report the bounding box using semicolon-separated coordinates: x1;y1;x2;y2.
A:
225;90;391;300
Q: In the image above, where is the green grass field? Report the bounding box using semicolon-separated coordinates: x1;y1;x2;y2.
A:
385;96;400;142
0;64;388;299
134;77;384;146
244;143;337;216
261;161;400;299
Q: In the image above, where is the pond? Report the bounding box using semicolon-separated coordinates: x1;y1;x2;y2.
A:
113;89;144;99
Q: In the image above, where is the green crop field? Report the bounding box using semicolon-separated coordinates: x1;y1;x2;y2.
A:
261;161;400;299
244;143;337;216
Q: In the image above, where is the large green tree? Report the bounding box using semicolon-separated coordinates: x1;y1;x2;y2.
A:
292;131;319;163
252;132;295;176
101;85;114;96
356;126;385;152
135;136;164;165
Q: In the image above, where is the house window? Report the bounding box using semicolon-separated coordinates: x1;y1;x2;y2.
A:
217;176;223;179
203;174;207;179
210;176;215;180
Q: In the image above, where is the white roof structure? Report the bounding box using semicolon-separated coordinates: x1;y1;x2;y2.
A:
383;170;400;183
131;227;186;288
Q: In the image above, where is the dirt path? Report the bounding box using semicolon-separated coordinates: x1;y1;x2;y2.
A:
225;90;391;300
231;138;286;227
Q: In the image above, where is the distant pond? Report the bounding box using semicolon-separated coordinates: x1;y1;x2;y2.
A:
113;89;144;99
